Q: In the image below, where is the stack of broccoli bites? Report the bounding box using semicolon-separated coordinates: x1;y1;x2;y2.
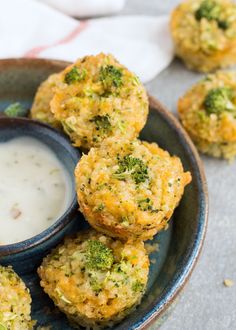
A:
0;266;34;330
39;138;191;328
178;71;236;160
35;53;191;329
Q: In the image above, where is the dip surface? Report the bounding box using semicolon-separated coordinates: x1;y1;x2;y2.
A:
0;136;72;245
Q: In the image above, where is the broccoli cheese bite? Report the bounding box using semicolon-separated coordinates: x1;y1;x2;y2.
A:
38;230;149;329
170;0;236;72
50;53;148;149
0;266;34;330
75;138;191;240
30;73;62;129
178;71;236;160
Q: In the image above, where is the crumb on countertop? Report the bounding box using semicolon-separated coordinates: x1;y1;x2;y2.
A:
223;279;234;287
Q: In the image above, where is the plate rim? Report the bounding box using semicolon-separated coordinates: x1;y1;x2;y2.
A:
0;58;209;329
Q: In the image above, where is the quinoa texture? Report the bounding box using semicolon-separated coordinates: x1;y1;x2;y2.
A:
50;53;148;150
170;0;236;72
30;73;62;129
38;230;149;329
0;266;34;330
178;71;236;160
75;138;191;240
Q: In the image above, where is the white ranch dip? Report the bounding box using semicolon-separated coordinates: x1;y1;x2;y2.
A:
0;136;72;245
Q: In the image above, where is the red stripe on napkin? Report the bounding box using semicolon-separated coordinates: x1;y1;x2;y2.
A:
24;21;88;58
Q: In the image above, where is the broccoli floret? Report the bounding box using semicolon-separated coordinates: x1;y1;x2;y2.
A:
90;114;112;134
113;155;149;185
4;102;28;117
195;1;221;21
204;87;236;114
64;67;86;84
137;198;159;213
132;281;145;293
217;20;230;30
99;65;123;89
95;203;105;212
195;0;229;30
85;240;114;271
89;276;102;293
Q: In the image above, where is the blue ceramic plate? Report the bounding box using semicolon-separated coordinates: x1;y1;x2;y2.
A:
0;59;208;330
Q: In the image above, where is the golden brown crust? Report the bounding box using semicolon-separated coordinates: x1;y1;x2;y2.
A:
0;266;34;330
170;0;236;72
30;73;62;129
75;138;191;241
178;71;236;159
50;53;148;149
38;230;149;329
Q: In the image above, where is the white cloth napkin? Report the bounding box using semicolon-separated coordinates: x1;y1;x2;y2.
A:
37;0;127;17
0;0;174;83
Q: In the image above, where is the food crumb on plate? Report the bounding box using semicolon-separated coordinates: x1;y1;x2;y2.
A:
145;242;160;255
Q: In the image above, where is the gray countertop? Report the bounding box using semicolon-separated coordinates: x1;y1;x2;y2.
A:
122;1;236;329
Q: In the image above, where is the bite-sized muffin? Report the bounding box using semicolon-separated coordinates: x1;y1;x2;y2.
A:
75;138;191;240
170;0;236;72
50;53;148;150
178;71;236;160
30;73;62;129
0;266;34;330
38;230;149;329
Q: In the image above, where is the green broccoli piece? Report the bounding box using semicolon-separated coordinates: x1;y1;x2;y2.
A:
99;65;123;89
204;87;236;115
137;198;159;213
89;277;102;293
4;102;28;117
90;114;112;134
113;155;149;185
132;281;145;293
195;0;221;21
217;20;230;30
0;323;7;330
95;203;105;212
64;67;86;84
195;0;229;30
85;240;114;271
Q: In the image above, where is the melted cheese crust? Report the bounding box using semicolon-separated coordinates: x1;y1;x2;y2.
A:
38;230;149;329
75;138;191;240
170;0;236;72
